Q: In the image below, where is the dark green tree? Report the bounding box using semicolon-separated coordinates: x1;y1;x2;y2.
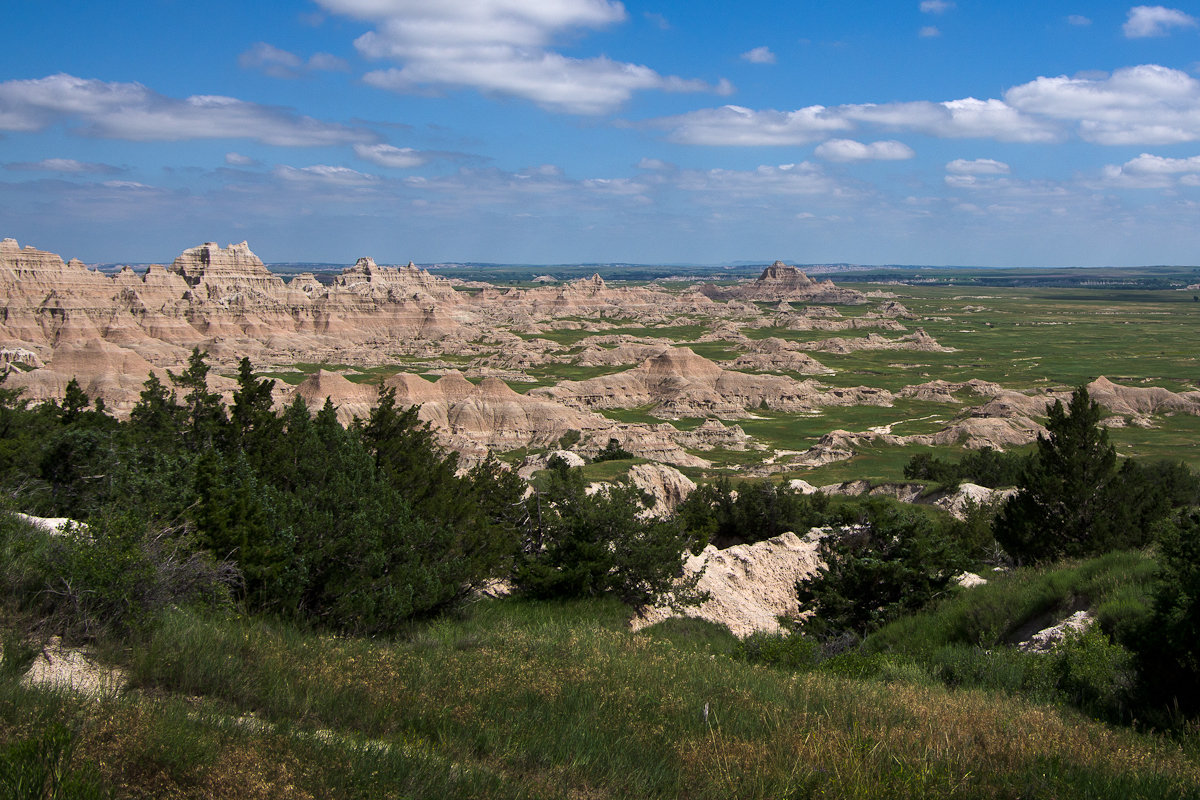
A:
168;347;226;450
229;357;280;469
1133;512;1200;719
514;457;699;609
591;437;633;463
797;500;969;638
995;386;1128;563
674;477;829;548
357;384;465;526
60;378;90;425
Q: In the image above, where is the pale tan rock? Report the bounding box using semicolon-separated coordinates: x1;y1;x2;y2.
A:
934;483;1017;520
626;463;697;517
1018;611;1095;653
534;347;870;418
517;449;587;479
700;262;866;305
804;329;954;354
633;529;828;637
1085;375;1200;417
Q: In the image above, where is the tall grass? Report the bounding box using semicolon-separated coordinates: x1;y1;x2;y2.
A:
105;597;1200;799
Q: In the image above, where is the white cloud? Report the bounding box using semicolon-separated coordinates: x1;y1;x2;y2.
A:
0;73;375;146
946;158;1010;174
741;46;776;65
844;97;1060;142
815;139;915;162
354;142;428;168
919;26;941;38
1067;14;1092;25
654;93;1058;146
1100;152;1200;187
274;164;380;185
655;104;852;145
318;0;730;114
3;157;121;174
1005;64;1200;145
1123;5;1198;37
1121;152;1200;173
920;1;954;13
225;152;259;167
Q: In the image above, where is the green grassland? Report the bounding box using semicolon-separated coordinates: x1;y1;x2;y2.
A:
5;596;1198;799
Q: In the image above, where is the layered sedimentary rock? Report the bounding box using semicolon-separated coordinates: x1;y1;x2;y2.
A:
730;338;833;375
534;347;892;418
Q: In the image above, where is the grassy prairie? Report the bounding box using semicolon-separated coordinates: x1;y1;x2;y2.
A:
6;599;1197;799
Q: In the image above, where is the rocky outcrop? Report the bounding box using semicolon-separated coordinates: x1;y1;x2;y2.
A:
534;347;892;418
627;463;697;517
1085;376;1200;417
516;449;587;479
633;529;828;637
671;418;753;451
1018;611;1095;653
731;338;834;375
933;483;1017;519
803;329;954;354
700;262;866;305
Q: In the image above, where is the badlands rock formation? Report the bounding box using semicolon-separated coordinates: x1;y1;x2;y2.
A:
802;329;954;354
730;338;834;374
700;262;866;305
8;236;1193;479
534;347;893;418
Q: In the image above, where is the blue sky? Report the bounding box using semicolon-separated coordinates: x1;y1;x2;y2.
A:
4;1;1200;267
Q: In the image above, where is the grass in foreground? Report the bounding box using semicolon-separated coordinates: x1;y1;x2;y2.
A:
5;597;1197;798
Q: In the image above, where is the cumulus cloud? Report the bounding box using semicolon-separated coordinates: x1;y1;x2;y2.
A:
1121;152;1200;173
1123;5;1198;37
0;73;375;146
1067;14;1092;25
239;43;350;79
4;157;121;174
1100;152;1200;187
741;46;776;64
655;104;852;145
920;0;955;12
1005;64;1200;145
815;139;915;162
946;158;1010;174
316;0;730;114
353;142;428;168
919;26;941;38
